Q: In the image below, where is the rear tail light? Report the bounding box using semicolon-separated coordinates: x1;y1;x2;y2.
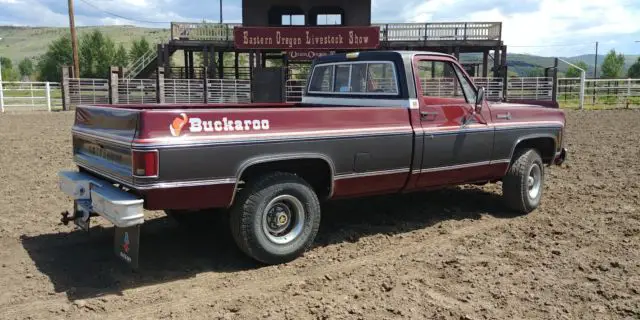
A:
132;150;158;177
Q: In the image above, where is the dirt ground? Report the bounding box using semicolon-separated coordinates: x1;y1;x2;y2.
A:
0;109;638;320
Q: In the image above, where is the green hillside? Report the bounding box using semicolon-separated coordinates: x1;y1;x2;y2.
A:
0;25;169;62
1;25;638;77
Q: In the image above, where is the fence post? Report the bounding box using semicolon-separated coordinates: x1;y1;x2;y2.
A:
552;58;559;103
156;67;165;104
0;78;4;113
627;78;632;109
579;71;585;110
203;66;209;104
109;66;119;104
45;82;52;112
61;66;71;110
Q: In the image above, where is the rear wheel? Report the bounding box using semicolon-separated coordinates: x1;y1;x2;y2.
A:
230;172;321;265
502;148;545;214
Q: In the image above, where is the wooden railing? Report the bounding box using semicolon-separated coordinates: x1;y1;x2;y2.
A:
170;22;502;42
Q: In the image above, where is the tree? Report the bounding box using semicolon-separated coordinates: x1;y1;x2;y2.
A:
36;35;73;82
566;61;588;78
526;67;544;77
628;57;640;79
79;29;118;78
1;57;19;81
114;44;129;68
18;58;34;78
600;49;625;79
129;37;151;63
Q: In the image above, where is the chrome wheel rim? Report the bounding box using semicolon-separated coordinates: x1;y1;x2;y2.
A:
262;195;305;245
527;163;542;199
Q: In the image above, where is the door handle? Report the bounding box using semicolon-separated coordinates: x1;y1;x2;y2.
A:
420;111;438;120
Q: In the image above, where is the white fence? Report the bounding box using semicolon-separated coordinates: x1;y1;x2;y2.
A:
558;78;640;108
0;81;62;112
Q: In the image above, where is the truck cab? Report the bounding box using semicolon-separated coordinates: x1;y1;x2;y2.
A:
58;50;567;267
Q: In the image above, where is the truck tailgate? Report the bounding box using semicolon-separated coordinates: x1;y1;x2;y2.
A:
72;106;140;185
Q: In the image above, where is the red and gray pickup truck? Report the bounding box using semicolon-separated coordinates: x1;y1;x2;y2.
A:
58;50;567;267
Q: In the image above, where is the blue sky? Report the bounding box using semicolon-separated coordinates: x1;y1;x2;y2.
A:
1;0;639;57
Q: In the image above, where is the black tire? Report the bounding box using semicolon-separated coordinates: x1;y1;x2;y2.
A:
502;148;545;214
230;172;321;265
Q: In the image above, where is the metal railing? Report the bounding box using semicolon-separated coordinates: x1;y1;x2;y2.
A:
285;77;505;103
0;81;62;112
124;49;158;79
285;79;306;103
68;79;110;107
164;79;206;104
118;79;157;104
473;77;504;100
378;22;502;41
506;77;553;101
559;77;640;108
170;22;502;42
171;22;241;41
207;79;251;103
58;75;639;109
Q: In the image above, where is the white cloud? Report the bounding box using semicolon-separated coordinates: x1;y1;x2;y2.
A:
2;0;640;56
457;0;640;55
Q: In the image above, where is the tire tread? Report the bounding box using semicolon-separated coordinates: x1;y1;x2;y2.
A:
230;172;321;264
502;148;543;214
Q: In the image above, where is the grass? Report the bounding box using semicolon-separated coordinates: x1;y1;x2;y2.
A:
0;25;170;63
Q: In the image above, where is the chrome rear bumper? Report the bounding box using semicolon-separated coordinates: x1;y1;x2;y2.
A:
58;171;144;228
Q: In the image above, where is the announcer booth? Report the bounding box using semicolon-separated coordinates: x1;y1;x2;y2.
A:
235;0;380;102
161;0;506;102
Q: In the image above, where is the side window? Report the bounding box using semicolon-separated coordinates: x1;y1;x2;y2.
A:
308;64;334;92
308;62;399;95
416;60;474;103
453;65;477;103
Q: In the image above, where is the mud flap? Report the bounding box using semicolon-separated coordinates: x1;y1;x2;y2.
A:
114;225;141;269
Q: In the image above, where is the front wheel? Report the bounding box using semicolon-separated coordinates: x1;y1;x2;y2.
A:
230;172;321;265
502;148;545;214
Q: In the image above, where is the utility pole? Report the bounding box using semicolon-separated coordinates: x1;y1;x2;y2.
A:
68;0;80;78
219;0;223;23
594;41;599;79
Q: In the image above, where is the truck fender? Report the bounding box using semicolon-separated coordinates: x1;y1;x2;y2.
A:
507;133;558;167
230;153;337;204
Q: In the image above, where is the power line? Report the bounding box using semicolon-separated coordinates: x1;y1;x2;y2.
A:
77;0;170;24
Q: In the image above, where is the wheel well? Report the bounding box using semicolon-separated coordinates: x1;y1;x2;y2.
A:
239;159;333;199
513;137;556;164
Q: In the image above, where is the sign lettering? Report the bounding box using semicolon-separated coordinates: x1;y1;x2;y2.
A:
234;27;380;50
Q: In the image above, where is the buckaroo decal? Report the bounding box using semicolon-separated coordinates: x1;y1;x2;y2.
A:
170;113;270;137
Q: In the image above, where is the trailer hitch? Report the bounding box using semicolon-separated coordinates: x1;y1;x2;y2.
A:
60;201;94;231
60;210;75;225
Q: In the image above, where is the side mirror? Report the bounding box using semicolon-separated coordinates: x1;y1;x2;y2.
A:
475;87;486;113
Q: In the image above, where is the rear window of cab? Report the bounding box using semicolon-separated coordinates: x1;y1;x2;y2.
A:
307;61;399;95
